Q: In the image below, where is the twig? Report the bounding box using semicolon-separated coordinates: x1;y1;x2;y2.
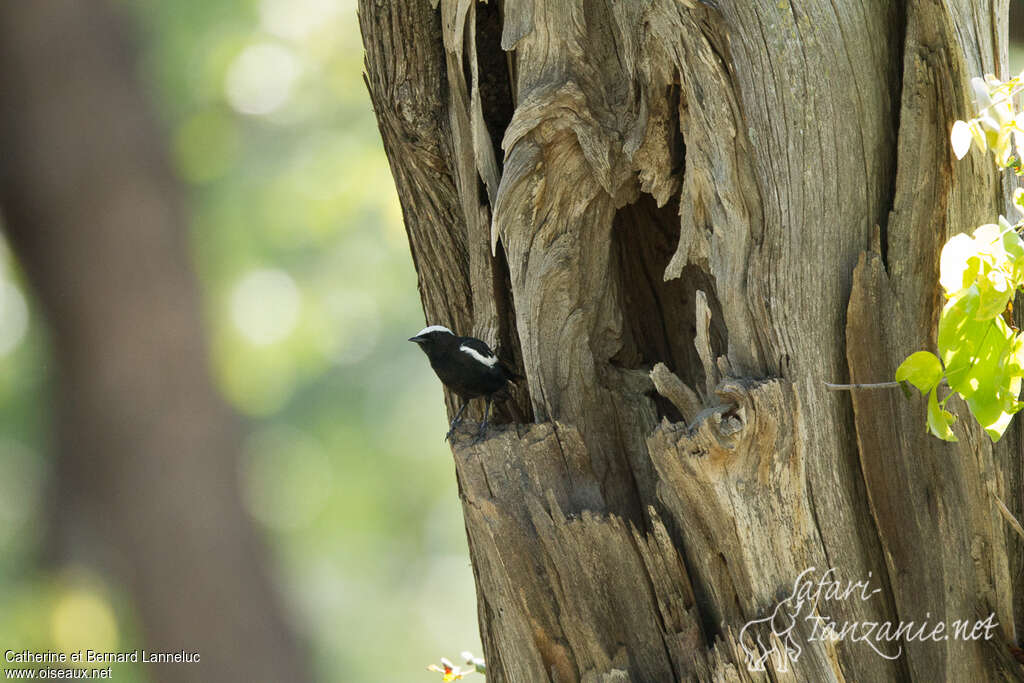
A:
993;494;1024;541
823;381;902;391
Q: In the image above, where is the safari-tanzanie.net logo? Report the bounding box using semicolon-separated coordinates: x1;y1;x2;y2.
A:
739;567;998;672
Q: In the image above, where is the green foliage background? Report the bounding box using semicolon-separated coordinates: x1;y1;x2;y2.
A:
0;1;479;680
0;3;1019;682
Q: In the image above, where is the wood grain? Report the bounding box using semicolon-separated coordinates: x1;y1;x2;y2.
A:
360;0;1023;679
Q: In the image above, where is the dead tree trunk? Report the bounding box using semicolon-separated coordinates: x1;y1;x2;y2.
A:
360;1;1023;680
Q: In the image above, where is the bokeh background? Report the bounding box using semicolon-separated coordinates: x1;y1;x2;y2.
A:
0;2;1020;682
0;1;478;681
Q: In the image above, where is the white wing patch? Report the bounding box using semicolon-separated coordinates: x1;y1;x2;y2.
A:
416;325;453;337
460;344;498;367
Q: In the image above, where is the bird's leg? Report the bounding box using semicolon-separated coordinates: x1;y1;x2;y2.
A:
445;402;469;442
474;397;492;443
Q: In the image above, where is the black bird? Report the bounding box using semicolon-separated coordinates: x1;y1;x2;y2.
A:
409;325;517;442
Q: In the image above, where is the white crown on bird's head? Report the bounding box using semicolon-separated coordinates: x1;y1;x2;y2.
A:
414;325;453;337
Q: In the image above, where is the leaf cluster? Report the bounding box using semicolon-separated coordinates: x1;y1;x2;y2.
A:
898;70;1024;442
951;73;1024;172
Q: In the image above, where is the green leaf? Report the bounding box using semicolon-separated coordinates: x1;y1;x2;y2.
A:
970;77;993;107
895;351;944;394
951;120;973;159
938;287;1008;394
927;387;958;442
939;285;987;381
1008;333;1024;376
1000;219;1024;268
940;225;1016;320
938;233;980;296
969;120;988;152
965;379;1022;441
979;115;1001;132
974;266;1013;320
938;287;1023;441
1014;187;1024;218
995;127;1014;167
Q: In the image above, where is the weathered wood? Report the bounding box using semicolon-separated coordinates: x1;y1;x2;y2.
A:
360;0;1023;680
648;376;837;679
456;423;685;681
650;362;701;424
452;421;770;681
842;2;1022;680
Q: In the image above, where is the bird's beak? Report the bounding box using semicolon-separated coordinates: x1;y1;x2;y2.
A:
408;335;426;344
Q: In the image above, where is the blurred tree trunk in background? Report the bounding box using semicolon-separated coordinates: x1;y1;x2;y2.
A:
1013;2;1023;45
361;0;1024;680
0;2;309;682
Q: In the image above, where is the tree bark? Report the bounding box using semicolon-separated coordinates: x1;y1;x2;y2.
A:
0;3;310;682
360;0;1023;680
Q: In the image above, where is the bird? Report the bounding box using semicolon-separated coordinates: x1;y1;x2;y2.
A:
408;325;518;442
